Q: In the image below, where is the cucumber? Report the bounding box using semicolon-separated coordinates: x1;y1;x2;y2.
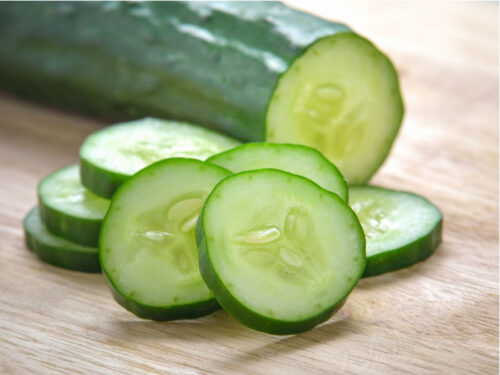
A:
80;118;240;198
206;142;348;201
0;2;403;184
349;186;442;277
38;164;109;246
100;158;231;321
23;206;100;273
197;169;366;334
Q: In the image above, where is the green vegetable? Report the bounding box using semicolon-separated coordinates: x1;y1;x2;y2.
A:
100;158;231;320
197;169;366;334
207;142;348;201
38;164;109;246
349;186;442;277
0;1;403;184
24;206;100;273
80;118;240;198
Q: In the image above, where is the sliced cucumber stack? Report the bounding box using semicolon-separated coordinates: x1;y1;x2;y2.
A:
38;164;110;247
349;186;442;277
197;169;366;335
80;118;240;198
24;206;100;273
207;143;348;201
266;33;404;184
100;158;231;320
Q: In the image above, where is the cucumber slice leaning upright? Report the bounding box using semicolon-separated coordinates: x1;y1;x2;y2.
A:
24;206;100;273
349;186;443;277
207;143;348;201
80;118;240;198
100;158;231;321
197;169;366;335
38;164;110;247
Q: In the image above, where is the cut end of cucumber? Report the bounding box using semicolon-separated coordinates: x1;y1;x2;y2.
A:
266;32;404;184
199;169;365;333
100;158;231;319
80;118;241;178
38;164;109;220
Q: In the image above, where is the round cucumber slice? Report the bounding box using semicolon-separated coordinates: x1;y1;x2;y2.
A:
80;117;241;198
38;164;110;247
266;33;404;185
197;169;366;334
23;206;100;273
100;158;231;321
206;142;348;201
349;186;442;277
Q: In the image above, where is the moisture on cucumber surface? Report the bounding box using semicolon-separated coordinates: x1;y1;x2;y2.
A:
349;186;442;277
266;33;404;184
197;169;366;335
38;164;109;247
80;118;240;198
23;206;100;273
100;158;231;321
206;142;348;201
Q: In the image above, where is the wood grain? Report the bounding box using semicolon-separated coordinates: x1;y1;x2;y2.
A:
0;2;498;374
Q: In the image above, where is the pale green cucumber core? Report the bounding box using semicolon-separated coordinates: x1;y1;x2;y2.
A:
266;33;403;184
39;165;109;219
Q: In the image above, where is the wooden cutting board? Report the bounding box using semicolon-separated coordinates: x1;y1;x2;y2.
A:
0;2;497;374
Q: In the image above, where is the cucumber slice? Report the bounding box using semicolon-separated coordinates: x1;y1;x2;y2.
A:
349;186;442;277
266;33;404;184
100;158;231;320
206;143;348;201
80;118;240;198
38;164;110;246
23;206;100;273
197;169;365;334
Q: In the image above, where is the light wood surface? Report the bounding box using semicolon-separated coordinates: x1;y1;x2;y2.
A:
0;2;498;374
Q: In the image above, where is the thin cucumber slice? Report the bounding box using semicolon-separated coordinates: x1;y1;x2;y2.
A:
100;158;231;321
80;118;240;198
38;164;110;246
23;206;100;273
197;169;365;335
266;33;404;185
206;142;348;201
349;186;442;277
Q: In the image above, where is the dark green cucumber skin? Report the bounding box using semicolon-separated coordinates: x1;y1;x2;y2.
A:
196;170;366;335
103;274;220;321
80;157;127;200
38;195;103;247
24;207;101;273
0;1;351;141
363;218;443;278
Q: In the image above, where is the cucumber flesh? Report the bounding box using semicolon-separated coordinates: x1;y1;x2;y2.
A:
23;206;100;273
349;186;442;277
197;169;365;334
206;142;348;201
80;118;240;198
266;33;404;184
100;158;231;320
38;164;109;246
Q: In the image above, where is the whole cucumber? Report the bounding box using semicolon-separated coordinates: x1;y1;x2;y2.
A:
0;2;403;184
